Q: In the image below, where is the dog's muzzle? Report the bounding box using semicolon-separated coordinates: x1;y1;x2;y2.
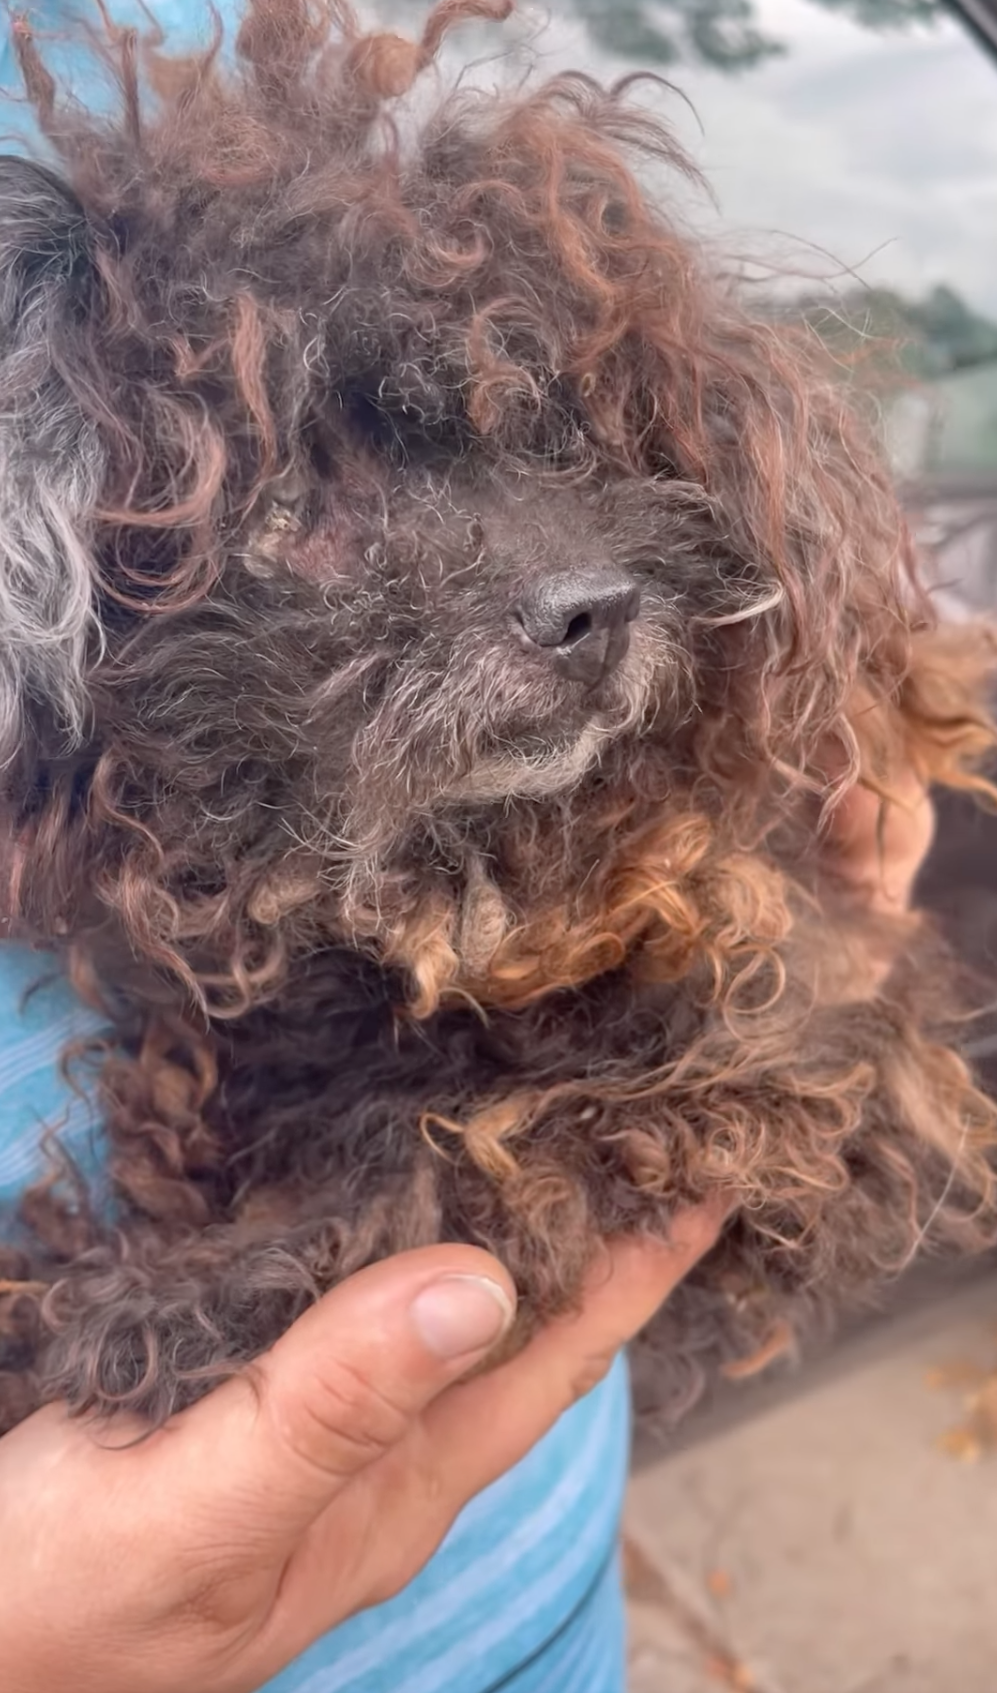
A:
514;568;641;688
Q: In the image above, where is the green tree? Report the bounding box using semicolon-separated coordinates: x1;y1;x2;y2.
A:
787;285;997;381
569;0;781;69
569;0;939;73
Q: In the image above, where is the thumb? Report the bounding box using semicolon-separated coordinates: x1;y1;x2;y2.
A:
178;1246;516;1551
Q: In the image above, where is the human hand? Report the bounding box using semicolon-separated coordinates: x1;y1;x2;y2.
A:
1;1208;723;1693
824;765;935;916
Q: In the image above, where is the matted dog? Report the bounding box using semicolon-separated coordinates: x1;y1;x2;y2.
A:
0;0;995;1433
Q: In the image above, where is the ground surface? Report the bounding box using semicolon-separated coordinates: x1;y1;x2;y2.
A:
624;1274;997;1693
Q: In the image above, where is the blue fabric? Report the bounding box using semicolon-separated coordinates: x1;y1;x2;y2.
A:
1;0;247;155
0;942;630;1691
0;946;107;1205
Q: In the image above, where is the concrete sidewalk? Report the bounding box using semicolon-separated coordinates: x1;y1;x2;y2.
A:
624;1276;997;1693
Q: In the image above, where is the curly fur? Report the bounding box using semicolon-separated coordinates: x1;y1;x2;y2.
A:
1;0;996;1433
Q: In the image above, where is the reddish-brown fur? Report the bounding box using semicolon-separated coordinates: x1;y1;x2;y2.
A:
0;0;995;1432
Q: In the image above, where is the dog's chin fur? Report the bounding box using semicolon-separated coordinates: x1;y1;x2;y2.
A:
451;726;608;802
1;0;997;1435
447;662;655;802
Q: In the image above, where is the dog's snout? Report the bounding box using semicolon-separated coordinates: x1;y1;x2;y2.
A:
514;569;641;687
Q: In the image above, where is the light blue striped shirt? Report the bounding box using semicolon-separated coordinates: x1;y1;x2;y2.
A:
0;942;629;1691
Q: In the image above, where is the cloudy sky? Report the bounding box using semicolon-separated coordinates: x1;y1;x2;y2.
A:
426;0;997;317
5;0;997;315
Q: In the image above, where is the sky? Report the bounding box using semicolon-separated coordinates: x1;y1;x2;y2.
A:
397;0;997;317
5;0;996;315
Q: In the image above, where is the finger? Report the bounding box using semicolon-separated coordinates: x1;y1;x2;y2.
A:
423;1200;726;1504
264;1205;731;1652
827;776;935;912
275;1205;726;1641
172;1245;516;1551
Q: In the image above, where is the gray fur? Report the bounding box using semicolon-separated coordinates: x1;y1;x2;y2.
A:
0;156;104;763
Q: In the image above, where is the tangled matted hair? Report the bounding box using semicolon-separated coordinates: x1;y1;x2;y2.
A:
1;0;996;1432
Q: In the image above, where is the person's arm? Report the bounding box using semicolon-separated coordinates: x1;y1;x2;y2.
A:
0;1212;722;1693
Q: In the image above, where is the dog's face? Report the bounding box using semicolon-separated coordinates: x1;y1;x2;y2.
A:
0;23;919;1013
248;468;770;852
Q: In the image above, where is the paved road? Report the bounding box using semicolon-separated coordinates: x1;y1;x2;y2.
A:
626;1275;997;1693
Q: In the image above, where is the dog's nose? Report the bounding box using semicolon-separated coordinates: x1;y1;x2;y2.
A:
514;569;641;687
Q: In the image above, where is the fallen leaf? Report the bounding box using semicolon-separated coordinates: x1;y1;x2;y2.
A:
704;1654;755;1690
706;1568;733;1600
924;1361;987;1392
937;1427;982;1463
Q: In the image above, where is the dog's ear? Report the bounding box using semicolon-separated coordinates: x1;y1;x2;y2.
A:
0;155;106;769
